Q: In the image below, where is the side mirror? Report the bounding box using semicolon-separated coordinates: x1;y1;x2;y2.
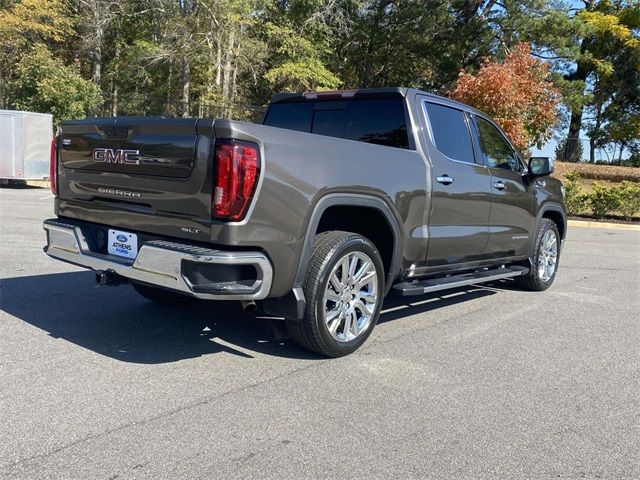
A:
528;156;554;177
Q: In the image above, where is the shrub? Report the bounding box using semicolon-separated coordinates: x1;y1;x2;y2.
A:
617;181;640;220
563;171;589;215
588;183;621;219
625;151;640;168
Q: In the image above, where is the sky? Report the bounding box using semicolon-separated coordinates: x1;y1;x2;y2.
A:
531;140;559;159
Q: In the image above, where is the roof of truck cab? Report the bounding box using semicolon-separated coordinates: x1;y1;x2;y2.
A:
269;87;409;103
268;87;487;117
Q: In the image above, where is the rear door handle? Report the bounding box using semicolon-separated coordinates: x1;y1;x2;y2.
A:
493;181;506;190
436;175;454;185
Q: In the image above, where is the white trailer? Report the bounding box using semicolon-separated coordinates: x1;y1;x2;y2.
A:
0;110;53;182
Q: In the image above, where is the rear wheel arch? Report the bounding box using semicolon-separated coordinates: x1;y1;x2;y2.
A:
294;194;402;294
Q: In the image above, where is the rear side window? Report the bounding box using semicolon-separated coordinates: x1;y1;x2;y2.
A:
424;102;475;163
263;99;410;149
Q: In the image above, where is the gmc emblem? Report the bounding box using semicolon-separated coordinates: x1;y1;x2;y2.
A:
92;148;141;165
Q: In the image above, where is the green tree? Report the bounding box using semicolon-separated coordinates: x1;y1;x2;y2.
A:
1;0;638;136
262;22;340;91
0;0;73;106
8;44;101;124
555;137;584;162
557;1;639;163
589;12;640;163
252;1;342;94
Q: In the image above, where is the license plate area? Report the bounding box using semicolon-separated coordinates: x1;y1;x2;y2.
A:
108;229;138;259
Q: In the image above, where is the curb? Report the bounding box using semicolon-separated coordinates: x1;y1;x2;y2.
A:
26;180;50;188
568;219;640;232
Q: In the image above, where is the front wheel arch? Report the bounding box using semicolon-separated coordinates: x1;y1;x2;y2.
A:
516;218;561;291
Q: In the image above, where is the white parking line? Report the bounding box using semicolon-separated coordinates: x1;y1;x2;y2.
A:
40;195;54;200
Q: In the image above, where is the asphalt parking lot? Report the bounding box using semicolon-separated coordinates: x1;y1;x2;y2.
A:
1;186;639;479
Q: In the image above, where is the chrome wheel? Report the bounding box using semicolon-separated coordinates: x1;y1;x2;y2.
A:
323;251;379;343
538;229;558;283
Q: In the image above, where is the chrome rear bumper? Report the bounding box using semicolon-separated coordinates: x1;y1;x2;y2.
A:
43;219;272;300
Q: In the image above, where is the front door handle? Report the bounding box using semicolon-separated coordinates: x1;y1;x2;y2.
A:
436;175;454;185
493;181;506;190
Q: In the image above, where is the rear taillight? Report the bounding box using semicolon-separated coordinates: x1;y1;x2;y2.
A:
213;141;260;221
49;136;58;196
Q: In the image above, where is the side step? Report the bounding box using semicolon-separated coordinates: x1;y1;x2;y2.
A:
392;266;529;296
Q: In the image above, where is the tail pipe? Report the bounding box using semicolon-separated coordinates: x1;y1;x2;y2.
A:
241;300;257;313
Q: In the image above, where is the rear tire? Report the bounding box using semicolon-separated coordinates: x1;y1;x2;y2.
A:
514;219;560;291
131;282;195;305
286;231;385;357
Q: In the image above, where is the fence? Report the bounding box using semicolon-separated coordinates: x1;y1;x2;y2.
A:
554;136;636;165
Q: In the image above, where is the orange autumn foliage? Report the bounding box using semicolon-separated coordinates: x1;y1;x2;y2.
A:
449;43;561;150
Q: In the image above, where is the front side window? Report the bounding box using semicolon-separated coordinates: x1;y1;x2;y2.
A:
476;117;521;171
424;102;475;163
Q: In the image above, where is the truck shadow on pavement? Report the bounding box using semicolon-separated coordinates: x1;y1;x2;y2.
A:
1;271;501;363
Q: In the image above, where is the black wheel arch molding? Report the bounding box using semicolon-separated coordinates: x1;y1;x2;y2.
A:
293;193;404;291
536;202;567;235
531;202;567;258
263;193;403;322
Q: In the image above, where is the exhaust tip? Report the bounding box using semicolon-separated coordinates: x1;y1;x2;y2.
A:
241;300;257;313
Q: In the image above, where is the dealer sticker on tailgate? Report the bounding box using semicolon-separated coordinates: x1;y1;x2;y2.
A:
108;229;138;259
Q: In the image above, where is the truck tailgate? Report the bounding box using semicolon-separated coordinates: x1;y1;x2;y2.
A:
55;117;215;243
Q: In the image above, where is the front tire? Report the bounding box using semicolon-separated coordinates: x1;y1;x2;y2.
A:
515;219;560;291
286;231;385;357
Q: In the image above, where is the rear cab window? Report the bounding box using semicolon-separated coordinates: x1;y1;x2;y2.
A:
423;102;476;164
263;98;411;149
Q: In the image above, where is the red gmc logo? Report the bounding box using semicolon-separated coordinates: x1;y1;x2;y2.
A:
92;148;141;165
